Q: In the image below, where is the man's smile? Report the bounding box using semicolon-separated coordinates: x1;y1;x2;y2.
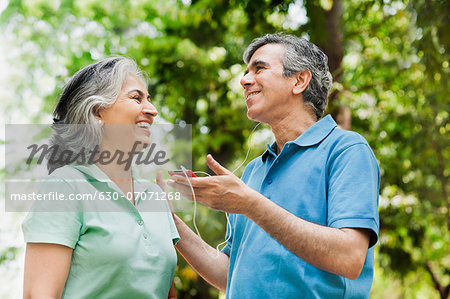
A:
245;90;261;100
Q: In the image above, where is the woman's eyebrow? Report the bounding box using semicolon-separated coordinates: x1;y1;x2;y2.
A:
127;89;151;101
127;89;145;97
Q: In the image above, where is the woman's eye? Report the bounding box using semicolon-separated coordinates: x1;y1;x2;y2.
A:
133;96;142;102
255;66;264;73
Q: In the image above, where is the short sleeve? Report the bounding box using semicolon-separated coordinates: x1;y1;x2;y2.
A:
167;212;180;245
327;143;380;248
22;178;83;249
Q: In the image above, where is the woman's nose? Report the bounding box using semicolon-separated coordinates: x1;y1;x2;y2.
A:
142;101;158;118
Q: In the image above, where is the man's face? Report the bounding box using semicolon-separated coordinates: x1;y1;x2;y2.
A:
240;43;297;123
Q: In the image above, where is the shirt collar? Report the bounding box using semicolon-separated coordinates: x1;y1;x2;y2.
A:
72;163;149;194
292;114;337;147
261;115;337;161
72;163;111;183
262;142;277;162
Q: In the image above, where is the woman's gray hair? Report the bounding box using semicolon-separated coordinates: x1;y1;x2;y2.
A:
243;33;333;120
48;56;147;173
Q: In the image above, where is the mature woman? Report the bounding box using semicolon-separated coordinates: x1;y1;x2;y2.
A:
22;57;178;298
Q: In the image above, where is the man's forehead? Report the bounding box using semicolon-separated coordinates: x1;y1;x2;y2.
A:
248;43;285;65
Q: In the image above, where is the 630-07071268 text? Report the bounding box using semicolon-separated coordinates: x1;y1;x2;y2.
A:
9;191;182;201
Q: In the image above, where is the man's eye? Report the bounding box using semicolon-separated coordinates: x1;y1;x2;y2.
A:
133;96;142;102
256;66;264;72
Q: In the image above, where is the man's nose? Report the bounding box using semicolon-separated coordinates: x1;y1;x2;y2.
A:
240;72;255;88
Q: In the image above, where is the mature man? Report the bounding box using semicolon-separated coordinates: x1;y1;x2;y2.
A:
168;33;379;298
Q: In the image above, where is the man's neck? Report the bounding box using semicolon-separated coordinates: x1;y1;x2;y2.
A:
270;109;317;155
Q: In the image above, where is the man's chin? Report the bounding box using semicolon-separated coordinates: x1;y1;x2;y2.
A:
246;108;261;122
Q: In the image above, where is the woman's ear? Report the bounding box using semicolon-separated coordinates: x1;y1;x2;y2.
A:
293;70;312;95
93;106;103;124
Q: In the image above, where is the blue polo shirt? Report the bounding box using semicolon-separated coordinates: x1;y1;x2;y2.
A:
222;115;380;298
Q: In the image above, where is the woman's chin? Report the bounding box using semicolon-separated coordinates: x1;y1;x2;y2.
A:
136;135;151;146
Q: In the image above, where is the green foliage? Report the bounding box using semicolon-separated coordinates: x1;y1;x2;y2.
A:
1;0;448;297
341;0;449;296
0;246;19;265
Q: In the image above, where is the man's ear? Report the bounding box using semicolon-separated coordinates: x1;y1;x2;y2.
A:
293;70;312;95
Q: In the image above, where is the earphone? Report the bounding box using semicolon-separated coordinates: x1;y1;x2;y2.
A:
179;122;261;259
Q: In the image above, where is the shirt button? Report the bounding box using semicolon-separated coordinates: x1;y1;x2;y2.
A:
137;220;144;226
143;233;148;239
267;179;272;184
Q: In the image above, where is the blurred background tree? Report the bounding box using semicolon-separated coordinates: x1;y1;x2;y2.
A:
0;0;448;298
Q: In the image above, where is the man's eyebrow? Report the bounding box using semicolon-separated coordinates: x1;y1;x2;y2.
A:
245;60;270;74
251;60;269;68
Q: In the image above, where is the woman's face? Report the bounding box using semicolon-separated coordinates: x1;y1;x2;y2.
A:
99;74;158;151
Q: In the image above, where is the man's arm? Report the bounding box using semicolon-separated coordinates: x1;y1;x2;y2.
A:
172;214;229;292
243;189;370;279
170;154;370;280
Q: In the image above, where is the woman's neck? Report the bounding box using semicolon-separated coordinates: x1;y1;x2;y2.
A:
96;143;135;204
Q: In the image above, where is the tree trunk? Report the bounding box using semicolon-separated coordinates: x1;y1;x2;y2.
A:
322;0;344;86
305;0;347;125
320;0;348;127
426;262;450;299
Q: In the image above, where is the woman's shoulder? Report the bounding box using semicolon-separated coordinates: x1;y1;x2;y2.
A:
48;164;90;181
40;165;91;194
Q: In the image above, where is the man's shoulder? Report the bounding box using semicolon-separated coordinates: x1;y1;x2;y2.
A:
247;155;262;167
240;155;263;181
324;129;378;173
244;154;265;170
326;128;371;150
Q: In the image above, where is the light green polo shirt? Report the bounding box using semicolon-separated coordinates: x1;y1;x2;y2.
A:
22;164;179;299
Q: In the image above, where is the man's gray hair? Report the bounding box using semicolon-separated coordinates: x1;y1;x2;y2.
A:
48;56;147;173
243;33;333;119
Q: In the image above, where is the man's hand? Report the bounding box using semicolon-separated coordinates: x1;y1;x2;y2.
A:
168;154;256;214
